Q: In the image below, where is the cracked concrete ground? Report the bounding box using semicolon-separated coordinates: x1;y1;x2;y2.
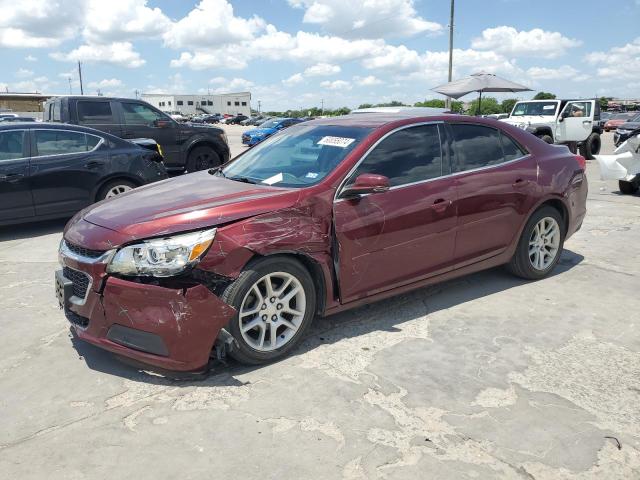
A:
1;131;639;479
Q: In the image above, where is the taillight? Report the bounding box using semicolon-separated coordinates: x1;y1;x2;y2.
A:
575;154;586;170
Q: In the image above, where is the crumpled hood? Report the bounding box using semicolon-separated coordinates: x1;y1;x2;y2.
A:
81;171;299;242
244;127;276;137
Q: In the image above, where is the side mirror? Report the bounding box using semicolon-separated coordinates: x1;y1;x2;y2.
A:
153;119;172;128
340;173;390;199
275;124;284;129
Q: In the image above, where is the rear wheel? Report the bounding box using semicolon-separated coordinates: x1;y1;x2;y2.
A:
507;206;565;280
579;132;601;160
97;179;136;201
221;256;316;365
186;146;221;172
619;180;639;195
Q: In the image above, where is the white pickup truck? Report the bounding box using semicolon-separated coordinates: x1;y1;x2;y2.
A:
501;99;602;159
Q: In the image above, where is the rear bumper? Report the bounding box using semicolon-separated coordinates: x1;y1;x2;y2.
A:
61;274;236;372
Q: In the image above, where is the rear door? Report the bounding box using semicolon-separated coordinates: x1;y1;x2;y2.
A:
29;128;108;216
75;99;123;137
0;129;34;221
556;100;595;143
449;123;537;266
334;123;458;302
116;101;181;167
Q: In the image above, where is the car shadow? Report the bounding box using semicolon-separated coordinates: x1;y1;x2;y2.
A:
0;218;68;242
71;249;584;387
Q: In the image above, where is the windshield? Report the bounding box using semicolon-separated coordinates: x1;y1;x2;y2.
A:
258;119;282;128
222;124;372;188
511;102;558;116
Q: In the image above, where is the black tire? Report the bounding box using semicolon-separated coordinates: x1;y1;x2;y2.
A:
579;133;601;160
619;180;639;195
186;146;221;172
221;256;316;365
97;179;137;201
539;134;553;144
507;206;565;280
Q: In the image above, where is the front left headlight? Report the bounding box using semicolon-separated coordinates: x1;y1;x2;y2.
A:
107;228;216;277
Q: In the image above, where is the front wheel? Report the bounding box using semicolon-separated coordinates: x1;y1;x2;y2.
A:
186;146;221;172
221;257;316;364
539;134;553;144
579;132;601;160
507;206;565;280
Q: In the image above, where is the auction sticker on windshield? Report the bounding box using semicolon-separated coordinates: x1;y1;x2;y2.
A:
317;136;356;148
543;105;555;110
262;172;283;185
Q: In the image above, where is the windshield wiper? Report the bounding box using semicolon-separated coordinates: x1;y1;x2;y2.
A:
227;175;257;184
208;166;225;176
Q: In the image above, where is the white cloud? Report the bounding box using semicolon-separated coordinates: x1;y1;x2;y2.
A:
214;77;254;92
170;50;248;70
209;77;228;84
83;0;171;43
526;66;586;81
24;55;37;62
163;0;266;49
88;78;123;89
354;75;383;86
287;0;442;38
15;68;34;78
472;26;582;59
283;73;304;86
585;38;640;80
304;63;341;76
145;73;189;94
320;79;351;90
51;42;145;68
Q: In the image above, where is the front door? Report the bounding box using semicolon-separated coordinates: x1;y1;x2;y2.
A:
556;100;595;143
448;123;538;266
0;129;33;222
118;101;181;167
334;123;457;303
29;129;108;216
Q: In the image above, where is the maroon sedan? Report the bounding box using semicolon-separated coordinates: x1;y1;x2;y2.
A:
56;114;587;372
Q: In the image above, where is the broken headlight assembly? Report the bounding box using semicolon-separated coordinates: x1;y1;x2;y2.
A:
106;228;216;277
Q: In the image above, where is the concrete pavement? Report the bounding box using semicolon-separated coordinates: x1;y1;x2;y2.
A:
1;131;639;479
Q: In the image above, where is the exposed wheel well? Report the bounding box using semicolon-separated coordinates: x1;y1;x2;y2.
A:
538;199;568;234
188;141;225;164
246;252;326;316
94;176;142;202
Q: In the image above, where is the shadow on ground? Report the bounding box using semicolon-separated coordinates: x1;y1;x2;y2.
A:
0;218;68;242
70;248;584;387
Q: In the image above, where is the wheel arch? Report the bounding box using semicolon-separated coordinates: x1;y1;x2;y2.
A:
186;138;227;165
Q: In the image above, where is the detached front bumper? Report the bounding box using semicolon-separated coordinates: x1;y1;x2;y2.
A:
57;252;236;372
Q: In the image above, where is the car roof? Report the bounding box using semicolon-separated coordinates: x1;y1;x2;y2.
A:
0;121;101;132
303;113;475;128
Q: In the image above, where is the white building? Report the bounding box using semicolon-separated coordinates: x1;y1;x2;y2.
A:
141;92;252;116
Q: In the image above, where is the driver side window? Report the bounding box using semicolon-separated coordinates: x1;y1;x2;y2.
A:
349;124;443;188
122;102;166;125
565;102;591;118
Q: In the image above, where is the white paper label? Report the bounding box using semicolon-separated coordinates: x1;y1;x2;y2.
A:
317;136;355;148
262;173;283;185
542;105;555;110
305;172;319;179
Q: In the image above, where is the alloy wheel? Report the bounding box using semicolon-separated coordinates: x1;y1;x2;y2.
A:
238;272;306;352
529;217;561;270
105;185;133;198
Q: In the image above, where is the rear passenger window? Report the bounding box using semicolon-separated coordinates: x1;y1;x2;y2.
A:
350;124;442;187
77;102;113;124
450;124;503;172
34;130;97;156
0;131;25;161
501;132;526;161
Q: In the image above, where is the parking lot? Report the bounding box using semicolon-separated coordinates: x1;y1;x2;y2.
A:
1;130;639;479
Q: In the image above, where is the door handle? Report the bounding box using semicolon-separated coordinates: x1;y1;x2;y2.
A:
582;120;592;125
431;198;451;213
512;179;530;188
0;173;25;182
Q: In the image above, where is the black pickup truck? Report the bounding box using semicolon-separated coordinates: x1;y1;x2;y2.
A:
43;96;230;172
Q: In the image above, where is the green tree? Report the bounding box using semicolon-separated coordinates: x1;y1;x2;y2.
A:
500;98;518;114
357;103;374;109
533;91;556;100
414;98;464;113
466;96;502;115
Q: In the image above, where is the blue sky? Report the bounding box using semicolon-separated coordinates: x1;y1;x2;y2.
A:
1;0;639;111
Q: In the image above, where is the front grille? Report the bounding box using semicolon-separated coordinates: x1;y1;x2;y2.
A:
63;266;91;299
64;309;89;328
64;241;105;259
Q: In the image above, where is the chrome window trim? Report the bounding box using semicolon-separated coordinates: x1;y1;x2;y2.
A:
31;128;105;158
334;121;532;203
0;128;29;162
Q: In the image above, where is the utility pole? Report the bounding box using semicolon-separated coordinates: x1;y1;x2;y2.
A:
68;77;72;94
78;61;84;95
446;0;455;110
321;99;324;115
257;100;261;113
134;89;139;99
